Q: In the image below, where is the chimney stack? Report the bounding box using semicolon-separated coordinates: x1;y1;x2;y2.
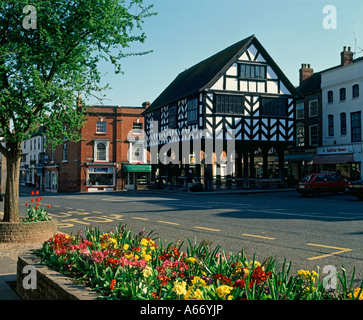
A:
341;46;353;66
299;63;314;85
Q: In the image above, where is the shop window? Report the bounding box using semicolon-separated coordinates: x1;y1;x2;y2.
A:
88;167;114;186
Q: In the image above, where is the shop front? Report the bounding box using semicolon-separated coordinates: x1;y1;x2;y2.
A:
86;164;116;192
44;165;59;193
123;164;151;190
313;145;362;180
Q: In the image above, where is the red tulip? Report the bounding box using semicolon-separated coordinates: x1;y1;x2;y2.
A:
35;191;39;195
31;199;34;202
36;198;40;202
25;203;29;206
35;206;38;210
47;205;51;208
30;191;34;196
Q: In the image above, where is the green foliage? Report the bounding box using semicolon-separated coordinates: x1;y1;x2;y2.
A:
0;0;156;150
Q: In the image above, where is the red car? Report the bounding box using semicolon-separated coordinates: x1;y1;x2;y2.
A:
296;173;348;197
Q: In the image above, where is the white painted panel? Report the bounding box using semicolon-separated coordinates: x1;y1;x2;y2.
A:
267;81;279;94
211;76;224;90
249;81;257;92
257;82;265;93
239;52;250;61
226;77;238;91
240;80;248;91
226;63;238;76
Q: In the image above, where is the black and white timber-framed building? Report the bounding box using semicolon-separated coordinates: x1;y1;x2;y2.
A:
143;35;300;188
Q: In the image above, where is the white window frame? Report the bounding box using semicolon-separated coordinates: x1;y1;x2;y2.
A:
308;99;318;118
96;121;107;134
94;140;109;162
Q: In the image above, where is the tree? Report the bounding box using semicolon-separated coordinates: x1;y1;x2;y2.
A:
0;0;156;222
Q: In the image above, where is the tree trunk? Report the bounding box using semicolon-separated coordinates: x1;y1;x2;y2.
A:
2;156;21;222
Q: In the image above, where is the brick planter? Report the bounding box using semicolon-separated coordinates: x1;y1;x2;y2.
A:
0;219;58;243
16;251;99;300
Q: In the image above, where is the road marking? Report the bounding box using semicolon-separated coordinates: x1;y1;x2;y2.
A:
77;209;86;211
306;243;352;260
194;226;221;232
247;209;355;220
92;211;103;214
132;217;149;221
242;234;276;240
158;221;180;226
65;207;73;209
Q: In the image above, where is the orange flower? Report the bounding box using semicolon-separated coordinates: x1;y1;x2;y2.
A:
110;279;116;290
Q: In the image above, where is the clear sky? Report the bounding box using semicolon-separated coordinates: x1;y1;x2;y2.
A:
87;0;363;107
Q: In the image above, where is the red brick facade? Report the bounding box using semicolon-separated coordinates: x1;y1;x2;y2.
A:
44;103;150;192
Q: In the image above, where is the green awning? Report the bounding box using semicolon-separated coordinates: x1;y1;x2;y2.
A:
123;165;152;173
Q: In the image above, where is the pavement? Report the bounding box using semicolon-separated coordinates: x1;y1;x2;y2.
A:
0;184;295;300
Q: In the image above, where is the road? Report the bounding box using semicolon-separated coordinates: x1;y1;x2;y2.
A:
9;187;363;282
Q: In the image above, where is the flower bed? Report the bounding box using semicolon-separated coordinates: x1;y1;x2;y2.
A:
35;224;363;300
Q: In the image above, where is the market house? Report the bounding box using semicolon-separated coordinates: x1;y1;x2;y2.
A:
143;35;300;189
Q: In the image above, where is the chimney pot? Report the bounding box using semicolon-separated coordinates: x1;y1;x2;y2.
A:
341;46;353;66
299;63;314;85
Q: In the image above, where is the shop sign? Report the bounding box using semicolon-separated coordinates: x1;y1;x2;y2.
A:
89;167;113;174
317;145;354;155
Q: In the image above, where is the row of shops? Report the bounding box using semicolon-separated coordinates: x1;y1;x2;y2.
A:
19;144;362;192
20;163;153;192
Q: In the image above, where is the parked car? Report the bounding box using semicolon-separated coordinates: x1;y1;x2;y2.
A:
296;173;348;197
347;179;363;201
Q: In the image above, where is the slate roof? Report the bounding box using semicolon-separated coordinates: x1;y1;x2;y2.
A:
145;35;300;114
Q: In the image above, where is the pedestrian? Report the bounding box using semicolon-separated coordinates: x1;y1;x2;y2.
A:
205;167;212;192
186;169;193;192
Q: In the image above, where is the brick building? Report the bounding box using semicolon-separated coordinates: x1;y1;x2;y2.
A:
43;103;151;192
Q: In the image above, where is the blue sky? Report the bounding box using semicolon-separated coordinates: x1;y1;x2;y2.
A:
87;0;363;107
